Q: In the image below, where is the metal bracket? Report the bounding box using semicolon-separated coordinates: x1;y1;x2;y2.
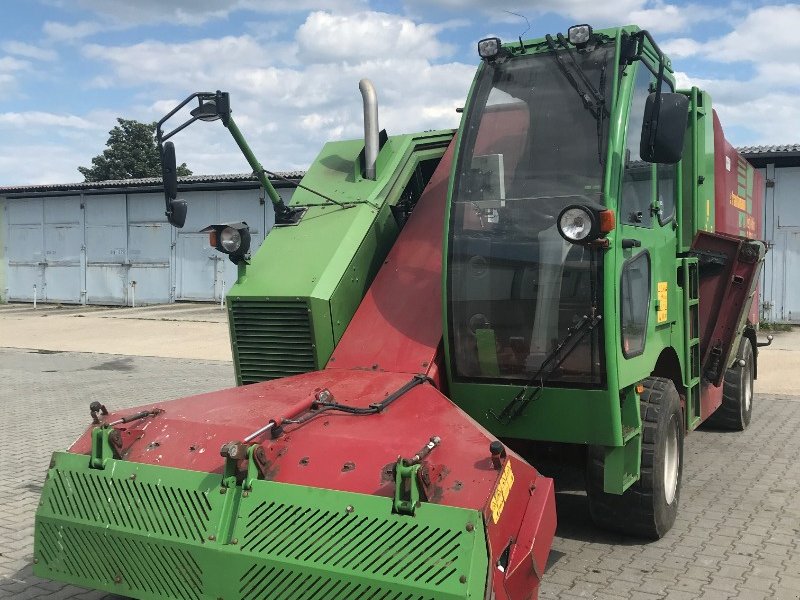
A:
220;441;270;490
392;436;441;516
393;460;422;516
89;427;122;469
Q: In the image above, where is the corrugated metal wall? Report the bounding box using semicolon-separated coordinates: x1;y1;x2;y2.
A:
761;165;800;323
2;186;293;304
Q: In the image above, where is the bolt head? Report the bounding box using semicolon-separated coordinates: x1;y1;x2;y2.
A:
345;505;354;514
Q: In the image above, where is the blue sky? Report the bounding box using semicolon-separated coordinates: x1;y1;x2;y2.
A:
1;0;798;184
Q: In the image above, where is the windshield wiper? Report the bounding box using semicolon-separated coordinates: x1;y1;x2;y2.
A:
544;34;601;120
489;312;602;425
554;33;609;165
545;34;609;164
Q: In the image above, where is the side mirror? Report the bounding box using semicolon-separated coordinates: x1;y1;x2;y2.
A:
640;92;689;164
162;141;178;200
167;199;187;228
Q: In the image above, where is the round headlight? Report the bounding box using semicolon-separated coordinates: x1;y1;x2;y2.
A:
220;227;242;253
558;207;594;242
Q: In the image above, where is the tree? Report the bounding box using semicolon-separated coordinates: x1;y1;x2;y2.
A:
78;118;192;182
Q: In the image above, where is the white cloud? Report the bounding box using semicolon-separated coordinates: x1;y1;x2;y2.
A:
72;0;365;26
0;143;96;185
0;111;100;130
0;56;31;91
660;37;703;58
296;11;455;62
705;5;800;64
1;41;58;62
21;10;474;182
43;20;105;42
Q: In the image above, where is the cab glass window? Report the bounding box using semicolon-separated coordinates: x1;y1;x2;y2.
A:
621;251;650;357
621;64;654;227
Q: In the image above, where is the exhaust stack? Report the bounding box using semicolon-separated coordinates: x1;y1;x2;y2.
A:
359;78;379;180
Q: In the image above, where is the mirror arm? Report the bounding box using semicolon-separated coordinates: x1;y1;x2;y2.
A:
156;92;216;143
223;115;287;215
159;115;202;143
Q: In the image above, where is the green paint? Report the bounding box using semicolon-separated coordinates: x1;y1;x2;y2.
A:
440;27;741;495
227;130;453;384
35;452;488;600
475;329;500;377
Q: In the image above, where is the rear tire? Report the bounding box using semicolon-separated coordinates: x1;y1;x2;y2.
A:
586;377;683;539
704;338;754;431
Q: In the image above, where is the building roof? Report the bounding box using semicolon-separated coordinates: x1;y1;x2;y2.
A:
0;171;305;196
2;143;799;197
738;144;800;155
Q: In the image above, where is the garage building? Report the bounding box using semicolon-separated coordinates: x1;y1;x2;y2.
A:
740;145;800;324
0;173;299;305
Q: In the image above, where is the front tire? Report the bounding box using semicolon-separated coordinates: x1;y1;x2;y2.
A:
586;377;683;539
704;338;754;431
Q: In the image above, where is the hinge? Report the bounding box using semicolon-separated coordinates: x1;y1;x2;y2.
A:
392;436;441;516
89;426;122;469
766;179;775;188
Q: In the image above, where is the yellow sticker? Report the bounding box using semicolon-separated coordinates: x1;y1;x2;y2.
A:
657;281;668;324
490;460;515;524
730;192;747;211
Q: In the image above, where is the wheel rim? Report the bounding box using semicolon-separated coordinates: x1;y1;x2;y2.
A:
744;364;753;412
663;417;679;505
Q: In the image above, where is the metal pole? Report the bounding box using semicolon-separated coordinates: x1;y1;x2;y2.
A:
220;279;225;309
130;281;136;308
33;284;37;309
359;79;379;180
224;117;283;210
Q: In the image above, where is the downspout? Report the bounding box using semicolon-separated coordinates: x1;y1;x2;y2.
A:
359;79;379;180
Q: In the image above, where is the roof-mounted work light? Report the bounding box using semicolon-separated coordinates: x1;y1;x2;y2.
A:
567;24;593;48
478;37;502;60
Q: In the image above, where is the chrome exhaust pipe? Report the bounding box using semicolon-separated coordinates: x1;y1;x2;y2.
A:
359;78;379;180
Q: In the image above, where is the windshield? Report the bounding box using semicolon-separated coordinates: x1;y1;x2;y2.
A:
448;42;614;385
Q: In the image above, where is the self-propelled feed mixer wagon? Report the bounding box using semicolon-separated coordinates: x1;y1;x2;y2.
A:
34;24;769;599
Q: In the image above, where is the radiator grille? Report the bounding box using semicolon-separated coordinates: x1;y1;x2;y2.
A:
230;299;316;384
46;467;211;543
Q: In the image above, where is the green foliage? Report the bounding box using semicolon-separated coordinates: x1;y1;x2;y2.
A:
760;321;792;332
78;118;192;182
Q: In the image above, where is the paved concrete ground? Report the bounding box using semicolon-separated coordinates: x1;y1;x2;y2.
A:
1;307;799;599
0;303;231;361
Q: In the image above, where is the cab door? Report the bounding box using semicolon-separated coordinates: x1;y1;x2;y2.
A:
616;60;679;389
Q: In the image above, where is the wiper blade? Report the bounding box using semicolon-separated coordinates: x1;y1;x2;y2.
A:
544;34;600;120
555;33;609;119
546;33;609;165
490;312;602;425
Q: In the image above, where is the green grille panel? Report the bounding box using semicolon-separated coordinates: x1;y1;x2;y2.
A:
241;501;463;587
38;521;202;600
35;453;488;600
239;564;431;600
46;466;211;543
230;299;316;384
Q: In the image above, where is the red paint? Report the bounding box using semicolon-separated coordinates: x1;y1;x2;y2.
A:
713;111;764;325
72;370;546;513
327;140;454;377
68;135;556;599
482;457;557;600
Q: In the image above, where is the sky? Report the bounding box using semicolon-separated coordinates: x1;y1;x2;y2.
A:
0;0;797;185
